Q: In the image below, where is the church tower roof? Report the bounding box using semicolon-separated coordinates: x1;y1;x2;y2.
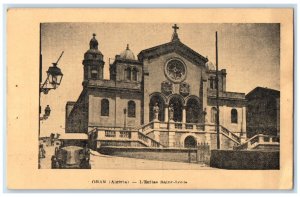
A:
84;33;103;61
90;33;98;49
119;44;136;60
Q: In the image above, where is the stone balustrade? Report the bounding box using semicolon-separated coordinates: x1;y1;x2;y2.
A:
92;128;162;148
234;134;280;150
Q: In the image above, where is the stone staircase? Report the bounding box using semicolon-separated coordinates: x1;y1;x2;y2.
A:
234;134;279;151
89;122;243;149
139;121;242;148
88;126;165;148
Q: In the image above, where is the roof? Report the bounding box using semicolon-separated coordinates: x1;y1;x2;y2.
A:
246;87;280;100
61;146;84;151
59;133;88;140
119;44;136;60
137;40;208;67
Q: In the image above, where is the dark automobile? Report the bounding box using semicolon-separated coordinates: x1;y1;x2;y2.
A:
51;145;91;169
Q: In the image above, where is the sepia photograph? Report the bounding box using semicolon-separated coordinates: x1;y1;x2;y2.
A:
6;8;293;189
38;23;280;170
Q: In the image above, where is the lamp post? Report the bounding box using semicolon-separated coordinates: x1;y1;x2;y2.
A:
215;31;220;150
123;108;127;129
205;32;220;150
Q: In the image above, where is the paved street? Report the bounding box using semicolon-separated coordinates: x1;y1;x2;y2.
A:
39;144;214;170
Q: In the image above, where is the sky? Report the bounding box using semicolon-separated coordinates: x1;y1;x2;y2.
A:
40;23;280;137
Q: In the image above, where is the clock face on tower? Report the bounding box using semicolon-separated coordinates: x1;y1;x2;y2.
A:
165;59;187;83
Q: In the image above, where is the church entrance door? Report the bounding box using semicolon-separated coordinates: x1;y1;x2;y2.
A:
184;136;197;148
169;97;183;122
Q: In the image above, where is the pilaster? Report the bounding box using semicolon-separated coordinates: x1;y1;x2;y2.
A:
168;132;175;147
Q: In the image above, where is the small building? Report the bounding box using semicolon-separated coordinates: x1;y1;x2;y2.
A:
246;87;280;138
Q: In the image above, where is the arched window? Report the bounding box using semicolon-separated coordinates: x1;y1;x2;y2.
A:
91;69;98;79
128;100;136;117
132;67;138;81
231;109;238;123
125;67;131;80
101;99;109;116
211;107;217;123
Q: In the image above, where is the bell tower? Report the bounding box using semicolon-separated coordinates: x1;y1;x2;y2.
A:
82;33;105;82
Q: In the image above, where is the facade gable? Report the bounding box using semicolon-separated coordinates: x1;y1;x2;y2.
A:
138;40;208;68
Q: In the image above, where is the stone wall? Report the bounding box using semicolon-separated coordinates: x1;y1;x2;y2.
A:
66;92;88;133
88;89;142;128
210;150;279;169
159;132;169;147
99;146;198;163
205;104;246;134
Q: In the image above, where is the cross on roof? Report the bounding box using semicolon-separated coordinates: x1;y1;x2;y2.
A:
171;24;180;42
172;24;179;33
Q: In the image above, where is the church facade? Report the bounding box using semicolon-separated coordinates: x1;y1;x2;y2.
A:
65;25;247;150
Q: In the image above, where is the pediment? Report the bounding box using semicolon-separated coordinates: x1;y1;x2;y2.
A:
137;40;208;68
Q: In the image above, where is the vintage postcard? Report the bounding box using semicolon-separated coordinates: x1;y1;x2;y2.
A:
6;8;293;189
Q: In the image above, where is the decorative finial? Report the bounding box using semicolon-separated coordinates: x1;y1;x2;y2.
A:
171;24;180;42
126;44;129;50
89;33;98;49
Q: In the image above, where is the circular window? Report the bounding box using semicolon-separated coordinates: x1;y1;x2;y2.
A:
165;59;187;83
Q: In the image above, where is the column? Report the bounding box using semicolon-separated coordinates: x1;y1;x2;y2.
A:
164;105;169;122
182;106;186;123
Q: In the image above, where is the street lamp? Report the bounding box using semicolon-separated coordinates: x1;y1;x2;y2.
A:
39;52;64;121
40;51;64;94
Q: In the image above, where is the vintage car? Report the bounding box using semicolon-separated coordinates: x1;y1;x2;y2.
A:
51;145;91;169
